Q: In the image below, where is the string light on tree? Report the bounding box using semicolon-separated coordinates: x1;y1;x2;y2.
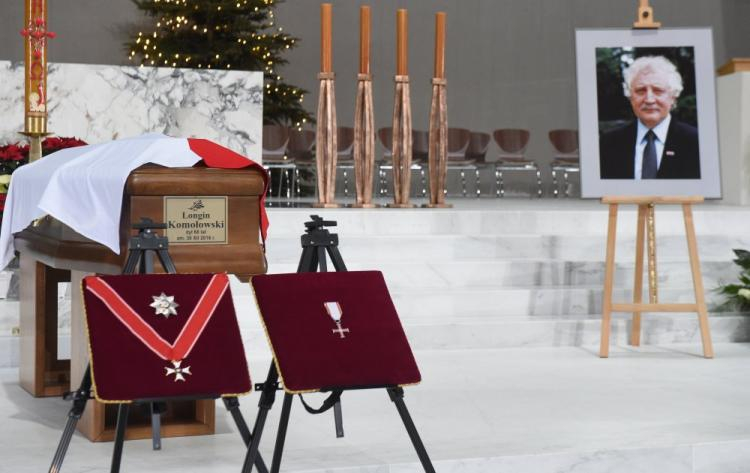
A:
127;0;311;126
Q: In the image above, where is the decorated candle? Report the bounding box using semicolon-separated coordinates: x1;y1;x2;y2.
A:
434;12;446;79
320;3;333;73
359;6;371;75
396;9;408;76
20;0;55;134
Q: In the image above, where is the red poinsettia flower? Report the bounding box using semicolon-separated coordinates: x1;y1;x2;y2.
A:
42;136;87;155
0;143;29;162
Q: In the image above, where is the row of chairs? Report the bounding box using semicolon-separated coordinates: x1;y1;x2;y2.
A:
262;126;580;199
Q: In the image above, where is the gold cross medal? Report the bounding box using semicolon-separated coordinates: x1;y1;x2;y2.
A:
324;301;349;339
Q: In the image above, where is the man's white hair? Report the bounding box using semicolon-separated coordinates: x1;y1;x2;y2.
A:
622;55;684;98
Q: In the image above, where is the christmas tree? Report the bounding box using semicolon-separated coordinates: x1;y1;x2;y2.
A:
126;0;312;127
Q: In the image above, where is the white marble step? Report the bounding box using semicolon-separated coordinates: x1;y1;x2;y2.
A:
267;260;738;290
265;234;749;263
387;286;732;318
228;282;735;322
400;313;749;350
225;283;750;353
3;312;744;367
228;314;748;354
264;203;750;237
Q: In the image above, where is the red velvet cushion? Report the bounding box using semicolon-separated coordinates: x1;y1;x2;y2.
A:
250;271;421;393
82;273;251;402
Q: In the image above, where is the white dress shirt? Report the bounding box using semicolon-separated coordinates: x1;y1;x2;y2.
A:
633;114;671;180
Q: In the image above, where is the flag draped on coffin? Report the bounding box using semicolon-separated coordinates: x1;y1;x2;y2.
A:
0;133;268;269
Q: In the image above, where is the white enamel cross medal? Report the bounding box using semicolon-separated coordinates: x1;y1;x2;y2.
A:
150;293;179;318
324;301;349;339
165;360;192;382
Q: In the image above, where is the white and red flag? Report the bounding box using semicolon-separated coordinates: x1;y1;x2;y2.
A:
0;133;268;269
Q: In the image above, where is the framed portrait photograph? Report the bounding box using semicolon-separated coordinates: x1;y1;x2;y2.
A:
575;28;721;198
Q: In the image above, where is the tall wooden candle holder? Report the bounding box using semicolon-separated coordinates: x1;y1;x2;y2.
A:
425;12;451;208
388;9;415;208
352;6;377;208
314;3;340;208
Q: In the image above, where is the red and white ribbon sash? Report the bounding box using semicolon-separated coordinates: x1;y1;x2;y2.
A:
324;301;343;322
85;274;229;361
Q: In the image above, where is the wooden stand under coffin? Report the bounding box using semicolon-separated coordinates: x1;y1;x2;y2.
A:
16;164;267;441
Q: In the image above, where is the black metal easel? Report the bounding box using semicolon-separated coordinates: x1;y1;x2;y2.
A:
48;218;269;473
297;215;347;439
240;215;436;473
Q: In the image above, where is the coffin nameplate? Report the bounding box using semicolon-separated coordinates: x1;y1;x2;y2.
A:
164;196;228;244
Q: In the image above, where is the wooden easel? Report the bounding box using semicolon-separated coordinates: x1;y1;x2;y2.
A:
599;197;714;358
633;0;661;29
599;2;713;358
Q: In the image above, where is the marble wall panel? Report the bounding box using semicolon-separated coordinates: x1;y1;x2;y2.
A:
0;61;263;161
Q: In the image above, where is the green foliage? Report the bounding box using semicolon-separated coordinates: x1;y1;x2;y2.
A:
126;0;313;126
717;249;750;312
674;95;697;126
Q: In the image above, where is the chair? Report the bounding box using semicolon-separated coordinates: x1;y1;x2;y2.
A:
445;128;474;197
336;126;356;197
467;132;491;197
262;125;293;200
493;129;541;198
412;130;429;198
288;128;316;198
548;129;580;198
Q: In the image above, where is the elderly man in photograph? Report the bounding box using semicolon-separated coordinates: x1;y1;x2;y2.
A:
599;55;700;179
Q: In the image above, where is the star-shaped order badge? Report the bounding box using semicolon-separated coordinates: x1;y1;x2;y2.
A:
150;293;179;318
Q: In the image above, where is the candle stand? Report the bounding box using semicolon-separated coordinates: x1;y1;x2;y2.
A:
314;3;340;208
352;6;377;208
425;12;450;208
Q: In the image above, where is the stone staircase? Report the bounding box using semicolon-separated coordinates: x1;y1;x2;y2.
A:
232;203;750;354
3;201;750;366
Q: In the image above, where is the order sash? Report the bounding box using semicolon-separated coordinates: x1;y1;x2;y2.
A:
85;273;229;362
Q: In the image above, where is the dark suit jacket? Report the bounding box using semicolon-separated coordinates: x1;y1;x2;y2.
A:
599;118;700;179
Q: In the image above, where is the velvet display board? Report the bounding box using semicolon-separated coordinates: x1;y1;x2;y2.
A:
82;273;251;402
250;271;421;393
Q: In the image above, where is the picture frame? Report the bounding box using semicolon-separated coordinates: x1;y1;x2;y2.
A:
575;28;721;198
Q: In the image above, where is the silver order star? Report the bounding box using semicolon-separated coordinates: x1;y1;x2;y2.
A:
150;293;179;318
165;360;192;382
